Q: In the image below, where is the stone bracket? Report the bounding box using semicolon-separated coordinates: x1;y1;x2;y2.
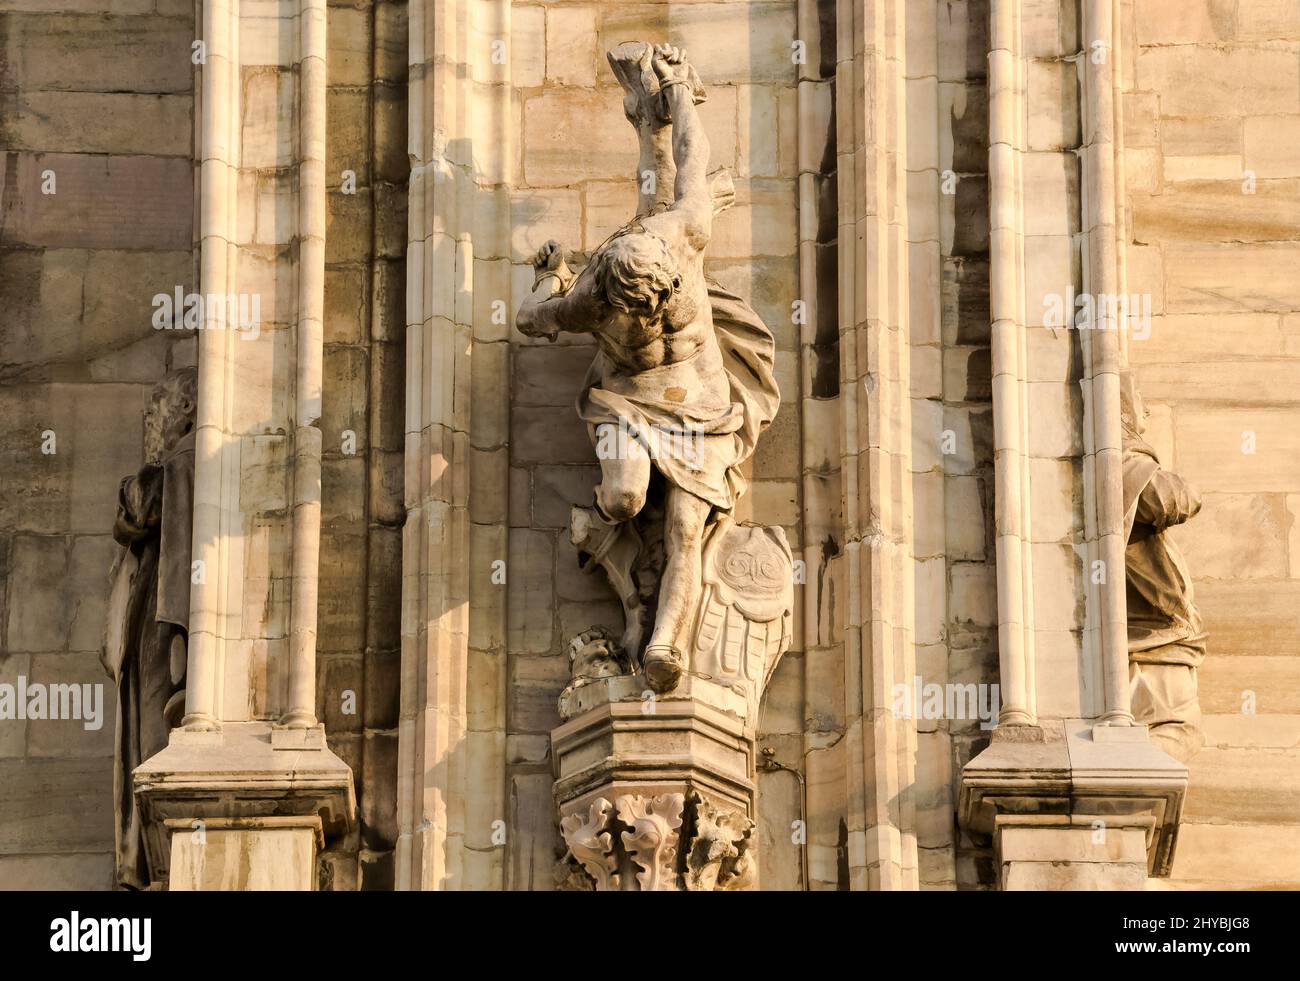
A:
134;721;355;887
958;718;1188;877
551;685;760;890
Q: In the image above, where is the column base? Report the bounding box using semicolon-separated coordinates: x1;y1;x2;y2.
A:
958;718;1187;889
134;721;355;890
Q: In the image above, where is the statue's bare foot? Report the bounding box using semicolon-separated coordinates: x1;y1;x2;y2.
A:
642;644;684;693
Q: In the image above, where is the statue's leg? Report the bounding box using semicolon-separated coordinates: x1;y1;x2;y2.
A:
570;506;648;661
643;484;712;692
594;422;651;522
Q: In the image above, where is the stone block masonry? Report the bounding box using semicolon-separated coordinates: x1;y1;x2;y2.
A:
0;1;197;890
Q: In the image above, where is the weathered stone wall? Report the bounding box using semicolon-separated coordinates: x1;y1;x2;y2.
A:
0;0;410;893
1121;0;1300;889
0;1;196;888
504;0;805;889
316;0;408;891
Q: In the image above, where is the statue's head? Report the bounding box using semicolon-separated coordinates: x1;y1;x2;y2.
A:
144;367;198;465
593;231;681;315
1118;370;1146;440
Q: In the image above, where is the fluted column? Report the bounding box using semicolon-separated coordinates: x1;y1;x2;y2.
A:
987;0;1037;727
134;0;354;891
1081;0;1133;726
796;0;846;891
396;0;511;891
282;0;328;730
835;0;919;891
183;0;239;733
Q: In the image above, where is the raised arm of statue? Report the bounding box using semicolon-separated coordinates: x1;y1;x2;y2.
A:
607;40;705;216
653;45;712;247
516;239;602;342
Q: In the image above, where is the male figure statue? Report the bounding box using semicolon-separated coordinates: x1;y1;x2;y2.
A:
102;367;196;888
516;43;778;692
1121;372;1207;762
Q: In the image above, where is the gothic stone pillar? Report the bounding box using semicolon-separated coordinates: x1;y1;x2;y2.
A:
128;0;355;889
958;0;1189;889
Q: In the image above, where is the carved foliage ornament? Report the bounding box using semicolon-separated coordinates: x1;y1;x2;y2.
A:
557;792;754;892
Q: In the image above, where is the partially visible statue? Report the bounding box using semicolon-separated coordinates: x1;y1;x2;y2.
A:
517;42;788;702
1121;372;1206;762
101;367;197;888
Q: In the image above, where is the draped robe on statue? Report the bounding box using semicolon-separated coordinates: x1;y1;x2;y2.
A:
101;430;194;889
1122;429;1206;761
577;278;780;512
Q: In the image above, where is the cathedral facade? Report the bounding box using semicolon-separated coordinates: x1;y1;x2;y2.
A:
1;0;1298;891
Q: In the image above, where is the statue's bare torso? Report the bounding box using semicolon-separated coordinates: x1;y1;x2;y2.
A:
581;219;727;402
593;274;710;374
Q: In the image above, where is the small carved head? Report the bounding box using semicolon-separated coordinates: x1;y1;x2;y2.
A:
143;367;198;465
593;232;681;315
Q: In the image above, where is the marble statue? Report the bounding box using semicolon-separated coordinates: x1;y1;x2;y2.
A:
1121;372;1206;762
521;42;792;890
101;367;197;889
517;42;787;701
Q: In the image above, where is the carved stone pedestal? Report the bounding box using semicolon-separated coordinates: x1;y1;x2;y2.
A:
552;678;760;891
958;719;1188;890
134;721;355;890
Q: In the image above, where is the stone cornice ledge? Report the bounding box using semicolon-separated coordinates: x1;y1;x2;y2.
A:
134;721;356;884
958;719;1188;877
